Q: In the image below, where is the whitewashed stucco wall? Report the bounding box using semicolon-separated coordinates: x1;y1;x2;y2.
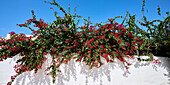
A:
0;54;169;85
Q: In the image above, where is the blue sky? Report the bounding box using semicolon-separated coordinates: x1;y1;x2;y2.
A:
0;0;169;37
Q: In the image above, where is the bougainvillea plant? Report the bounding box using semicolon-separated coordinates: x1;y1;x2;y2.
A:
0;0;169;85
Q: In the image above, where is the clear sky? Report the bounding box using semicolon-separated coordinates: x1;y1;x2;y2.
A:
0;0;169;37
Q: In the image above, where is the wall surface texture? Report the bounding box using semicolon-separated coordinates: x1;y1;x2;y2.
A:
0;54;170;85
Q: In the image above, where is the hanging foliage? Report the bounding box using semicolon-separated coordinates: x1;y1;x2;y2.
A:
0;0;169;85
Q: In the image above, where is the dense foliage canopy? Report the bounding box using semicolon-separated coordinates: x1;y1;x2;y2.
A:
0;0;169;85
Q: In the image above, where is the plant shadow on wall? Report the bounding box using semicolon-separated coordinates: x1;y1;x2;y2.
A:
0;0;170;85
12;55;170;85
12;54;52;85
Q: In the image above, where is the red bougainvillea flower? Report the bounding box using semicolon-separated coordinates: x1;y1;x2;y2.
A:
108;18;113;21
126;42;130;46
17;23;27;27
115;33;120;38
9;32;16;35
140;41;145;44
115;23;118;25
131;46;136;50
27;19;34;22
90;46;94;49
7;82;11;85
50;37;53;41
39;18;43;22
125;66;129;69
11;76;14;80
88;45;91;48
40;23;48;27
109;27;113;30
33;30;38;34
128;32;132;36
128;32;134;38
136;38;140;41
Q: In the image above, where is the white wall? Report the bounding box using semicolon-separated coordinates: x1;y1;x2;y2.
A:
0;54;169;85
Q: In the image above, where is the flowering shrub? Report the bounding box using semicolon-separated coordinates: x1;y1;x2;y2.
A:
0;0;169;85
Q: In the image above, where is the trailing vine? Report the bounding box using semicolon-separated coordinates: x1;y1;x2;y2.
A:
0;0;169;85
